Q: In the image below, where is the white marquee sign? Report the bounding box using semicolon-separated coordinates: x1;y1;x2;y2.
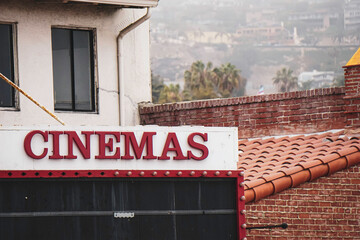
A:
0;126;238;170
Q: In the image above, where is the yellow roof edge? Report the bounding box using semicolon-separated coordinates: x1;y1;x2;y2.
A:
345;47;360;67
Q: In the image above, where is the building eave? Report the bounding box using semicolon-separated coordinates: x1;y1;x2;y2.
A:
36;0;159;8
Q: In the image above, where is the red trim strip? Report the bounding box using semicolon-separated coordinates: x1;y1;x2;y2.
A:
0;170;243;179
237;173;246;239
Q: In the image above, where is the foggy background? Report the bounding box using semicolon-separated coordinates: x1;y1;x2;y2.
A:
150;0;358;96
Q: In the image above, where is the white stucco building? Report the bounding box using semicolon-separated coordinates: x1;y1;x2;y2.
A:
298;70;334;89
0;0;158;126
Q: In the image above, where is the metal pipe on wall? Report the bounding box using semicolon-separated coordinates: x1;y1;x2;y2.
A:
117;8;151;126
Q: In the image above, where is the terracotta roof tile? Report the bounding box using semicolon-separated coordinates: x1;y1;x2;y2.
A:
346;151;360;167
253;182;275;202
238;130;360;203
290;170;311;187
297;160;323;169
327;157;347;175
272;176;292;193
309;164;329;180
261;172;285;182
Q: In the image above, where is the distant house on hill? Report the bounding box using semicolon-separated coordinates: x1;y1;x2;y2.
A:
288;10;340;31
344;0;360;30
298;70;334;89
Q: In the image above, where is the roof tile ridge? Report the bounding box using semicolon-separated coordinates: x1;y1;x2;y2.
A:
238;142;262;152
238;139;249;145
316;131;333;139
327;140;346;147
257;142;276;149
287;135;305;141
244;145;360;203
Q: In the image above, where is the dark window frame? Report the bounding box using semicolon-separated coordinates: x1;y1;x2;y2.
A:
0;22;19;110
51;26;97;113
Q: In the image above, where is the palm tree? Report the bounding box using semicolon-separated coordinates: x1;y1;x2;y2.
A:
183;61;217;100
151;72;165;103
273;68;298;92
213;63;246;97
158;84;182;104
183;61;247;100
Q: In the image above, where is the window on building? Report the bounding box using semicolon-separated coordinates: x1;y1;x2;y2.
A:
0;24;15;108
52;28;95;112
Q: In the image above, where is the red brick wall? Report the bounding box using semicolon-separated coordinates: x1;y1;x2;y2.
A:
344;65;360;130
245;165;360;239
344;66;360;97
139;87;346;138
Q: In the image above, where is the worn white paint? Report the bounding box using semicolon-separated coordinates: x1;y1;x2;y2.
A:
0;126;238;170
0;0;151;126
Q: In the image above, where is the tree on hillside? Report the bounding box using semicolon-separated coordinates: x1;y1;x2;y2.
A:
151;72;165;103
152;61;247;104
273;67;298;92
213;63;246;97
183;60;246;100
158;84;182;104
183;61;218;100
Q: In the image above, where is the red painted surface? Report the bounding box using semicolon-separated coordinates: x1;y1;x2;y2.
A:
0;169;241;179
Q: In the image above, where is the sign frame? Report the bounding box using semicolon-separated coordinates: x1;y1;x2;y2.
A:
0;126;238;171
0;169;246;239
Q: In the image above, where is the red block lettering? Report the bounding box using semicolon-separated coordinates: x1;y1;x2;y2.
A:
187;132;209;160
121;132;157;160
95;131;120;159
64;131;94;159
158;132;187;160
24;130;48;159
49;131;63;159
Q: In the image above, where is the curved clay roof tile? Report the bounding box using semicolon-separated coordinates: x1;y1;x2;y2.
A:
290;170;311;187
327;157;347;175
244;189;255;203
298;160;323;169
309;164;329;181
240;130;360;203
337;146;359;156
320;153;341;164
261;172;286;182
278;166;303;176
244;178;266;189
254;182;275;202
345;151;360;167
272;176;292;193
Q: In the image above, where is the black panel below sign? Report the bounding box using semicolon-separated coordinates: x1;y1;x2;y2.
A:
0;178;237;240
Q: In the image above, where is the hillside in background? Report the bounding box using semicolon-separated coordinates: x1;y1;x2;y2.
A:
150;0;358;96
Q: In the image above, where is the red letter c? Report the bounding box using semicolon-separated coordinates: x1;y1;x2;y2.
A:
24;130;48;159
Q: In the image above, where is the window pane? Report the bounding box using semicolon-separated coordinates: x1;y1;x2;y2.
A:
52;29;73;110
73;30;93;111
0;24;14;107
